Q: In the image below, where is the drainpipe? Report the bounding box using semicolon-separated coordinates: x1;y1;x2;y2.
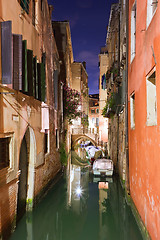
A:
125;0;130;193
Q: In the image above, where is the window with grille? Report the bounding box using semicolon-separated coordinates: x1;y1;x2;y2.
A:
0;138;10;169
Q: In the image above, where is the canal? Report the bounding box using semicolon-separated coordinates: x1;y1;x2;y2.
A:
9;151;143;240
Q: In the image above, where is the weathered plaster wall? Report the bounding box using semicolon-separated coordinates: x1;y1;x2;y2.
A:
128;0;160;238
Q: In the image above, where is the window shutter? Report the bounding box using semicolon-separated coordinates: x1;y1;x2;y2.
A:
27;49;34;96
1;21;12;85
37;63;46;102
13;34;22;90
33;56;38;99
54;70;58;110
22;40;28;92
20;0;29;14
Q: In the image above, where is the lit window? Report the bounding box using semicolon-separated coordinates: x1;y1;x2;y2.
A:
146;69;157;126
131;2;136;62
130;92;135;129
147;0;158;27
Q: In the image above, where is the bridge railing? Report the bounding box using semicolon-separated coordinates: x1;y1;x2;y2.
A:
71;128;98;143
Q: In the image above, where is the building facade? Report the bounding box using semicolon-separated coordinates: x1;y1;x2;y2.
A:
52;21;74;152
98;46;109;144
0;0;62;238
128;0;160;238
101;1;128;184
88;94;99;134
71;61;89;130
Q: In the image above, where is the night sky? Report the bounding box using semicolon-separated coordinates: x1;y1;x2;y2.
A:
47;0;119;94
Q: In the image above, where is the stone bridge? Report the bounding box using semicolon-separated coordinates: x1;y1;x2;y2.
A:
71;128;98;148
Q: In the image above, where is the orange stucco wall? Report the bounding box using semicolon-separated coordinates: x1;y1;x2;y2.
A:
128;1;160;239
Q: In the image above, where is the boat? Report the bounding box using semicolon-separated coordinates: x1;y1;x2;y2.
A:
85;146;104;165
92;158;114;177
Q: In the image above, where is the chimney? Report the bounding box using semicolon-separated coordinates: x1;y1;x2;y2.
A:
82;61;86;69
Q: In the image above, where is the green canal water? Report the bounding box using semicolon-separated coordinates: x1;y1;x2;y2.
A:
9;163;143;240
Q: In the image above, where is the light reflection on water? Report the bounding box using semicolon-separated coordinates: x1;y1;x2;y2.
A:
10;151;143;240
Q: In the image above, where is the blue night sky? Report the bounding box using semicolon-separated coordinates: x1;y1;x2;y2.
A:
47;0;118;94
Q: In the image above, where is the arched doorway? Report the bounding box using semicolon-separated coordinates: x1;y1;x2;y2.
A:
17;126;36;221
17;135;28;221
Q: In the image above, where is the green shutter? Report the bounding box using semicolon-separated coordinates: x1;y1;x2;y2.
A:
27;49;34;96
33;56;38;99
37;63;46;102
41;63;46;102
22;40;28;92
20;0;29;14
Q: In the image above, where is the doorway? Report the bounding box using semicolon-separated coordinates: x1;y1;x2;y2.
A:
17;135;28;221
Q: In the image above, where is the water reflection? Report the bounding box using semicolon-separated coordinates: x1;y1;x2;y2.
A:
10;159;142;240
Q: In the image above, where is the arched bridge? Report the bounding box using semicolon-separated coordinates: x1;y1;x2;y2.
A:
71;128;98;148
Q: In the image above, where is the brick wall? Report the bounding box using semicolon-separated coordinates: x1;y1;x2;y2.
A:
0;178;18;239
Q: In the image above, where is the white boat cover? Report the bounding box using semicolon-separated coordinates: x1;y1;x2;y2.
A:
93;159;113;170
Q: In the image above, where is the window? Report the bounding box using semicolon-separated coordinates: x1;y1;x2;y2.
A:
96;118;99;126
44;130;50;154
32;0;35;26
0;138;10;169
130;92;135;129
147;0;158;27
91;109;95;114
96;109;99;114
131;2;136;62
0;135;14;170
92;118;95;124
18;0;30;14
56;129;59;149
146;69;157;126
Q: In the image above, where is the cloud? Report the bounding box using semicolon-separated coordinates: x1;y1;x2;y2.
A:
76;0;93;9
76;50;98;68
